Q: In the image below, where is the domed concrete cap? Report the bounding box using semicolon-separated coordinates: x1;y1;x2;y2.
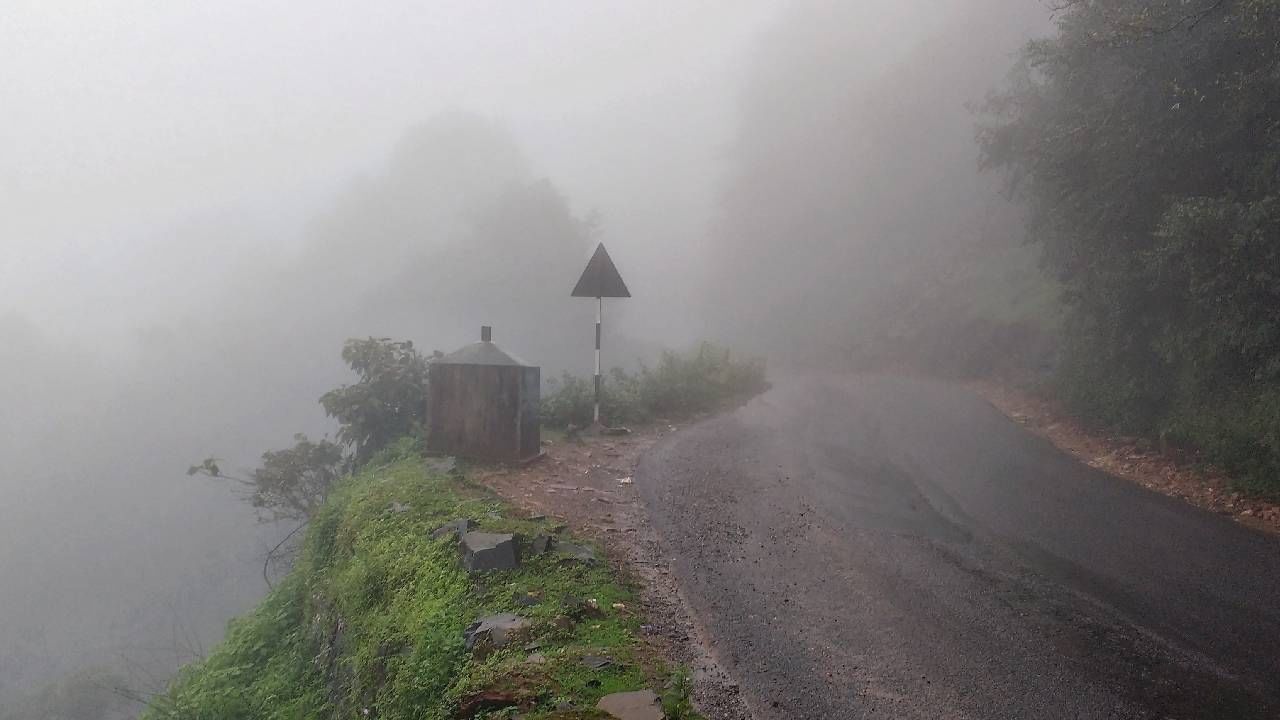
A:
436;327;530;366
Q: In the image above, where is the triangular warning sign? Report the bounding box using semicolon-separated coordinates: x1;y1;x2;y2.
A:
571;243;631;298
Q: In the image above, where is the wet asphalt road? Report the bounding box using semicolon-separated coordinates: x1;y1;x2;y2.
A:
636;376;1280;719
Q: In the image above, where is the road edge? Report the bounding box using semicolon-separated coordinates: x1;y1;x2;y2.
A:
969;379;1280;535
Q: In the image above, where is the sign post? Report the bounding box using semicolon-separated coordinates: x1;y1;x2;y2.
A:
571;243;630;426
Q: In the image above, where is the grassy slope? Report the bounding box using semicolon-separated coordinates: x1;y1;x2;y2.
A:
144;439;682;719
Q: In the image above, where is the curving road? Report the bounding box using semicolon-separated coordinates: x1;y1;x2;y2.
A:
637;375;1280;719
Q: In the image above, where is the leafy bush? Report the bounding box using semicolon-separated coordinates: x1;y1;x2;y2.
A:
188;434;347;523
1160;386;1280;499
321;338;428;464
542;342;767;427
194;338;427;523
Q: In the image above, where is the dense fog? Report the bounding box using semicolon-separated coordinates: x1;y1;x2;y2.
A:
1;1;1056;714
706;0;1054;370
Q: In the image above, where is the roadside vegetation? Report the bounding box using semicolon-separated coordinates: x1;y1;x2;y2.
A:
980;0;1280;497
541;342;768;428
160;336;757;718
195;339;765;529
189;337;429;524
152;437;693;718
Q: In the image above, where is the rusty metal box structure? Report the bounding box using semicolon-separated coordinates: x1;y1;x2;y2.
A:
427;327;540;462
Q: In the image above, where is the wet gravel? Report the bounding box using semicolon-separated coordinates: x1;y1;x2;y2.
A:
474;428;751;720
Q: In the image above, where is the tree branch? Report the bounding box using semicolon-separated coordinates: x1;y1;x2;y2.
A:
262;521;308;589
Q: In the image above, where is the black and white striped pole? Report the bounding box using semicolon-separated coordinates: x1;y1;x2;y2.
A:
571;243;631;428
594;296;602;424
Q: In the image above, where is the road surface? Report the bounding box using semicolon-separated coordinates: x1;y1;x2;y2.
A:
637;376;1280;719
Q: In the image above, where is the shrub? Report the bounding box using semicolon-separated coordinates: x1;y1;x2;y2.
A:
542;342;767;428
188;434;347;523
321;338;429;464
1159;385;1280;499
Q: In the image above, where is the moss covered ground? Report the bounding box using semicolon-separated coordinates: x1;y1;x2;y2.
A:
144;439;689;719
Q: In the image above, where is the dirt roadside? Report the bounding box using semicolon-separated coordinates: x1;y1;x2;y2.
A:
970;379;1280;535
471;427;751;720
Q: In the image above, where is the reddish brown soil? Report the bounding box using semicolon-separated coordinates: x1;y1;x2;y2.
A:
970;380;1280;535
473;429;656;540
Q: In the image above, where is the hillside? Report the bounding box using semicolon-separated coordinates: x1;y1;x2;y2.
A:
144;438;692;719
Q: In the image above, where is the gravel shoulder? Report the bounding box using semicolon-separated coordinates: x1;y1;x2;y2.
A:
473;427;751;720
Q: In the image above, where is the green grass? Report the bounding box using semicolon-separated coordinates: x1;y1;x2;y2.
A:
144;438;688;719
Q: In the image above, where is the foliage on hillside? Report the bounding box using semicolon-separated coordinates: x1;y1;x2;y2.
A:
149;438;690;719
193;337;425;524
981;0;1280;495
189;434;346;523
321;338;429;465
541;342;768;428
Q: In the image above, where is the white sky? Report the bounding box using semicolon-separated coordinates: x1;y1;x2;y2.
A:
1;0;781;340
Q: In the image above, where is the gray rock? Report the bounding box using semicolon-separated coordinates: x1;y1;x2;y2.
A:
581;654;615;670
462;532;518;572
463;613;530;651
387;501;410;514
528;534;554;556
596;690;663;720
431;518;476;541
556;541;598;565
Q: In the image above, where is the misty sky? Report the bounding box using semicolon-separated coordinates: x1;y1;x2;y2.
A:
1;2;1041;706
2;0;794;345
0;0;980;351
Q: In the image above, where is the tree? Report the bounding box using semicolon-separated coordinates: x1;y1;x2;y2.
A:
189;434;347;586
188;434;345;523
190;336;428;525
980;0;1280;489
320;337;429;464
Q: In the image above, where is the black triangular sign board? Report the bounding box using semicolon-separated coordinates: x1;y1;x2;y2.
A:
571;243;631;298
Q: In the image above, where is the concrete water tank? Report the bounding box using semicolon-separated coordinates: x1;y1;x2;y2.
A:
427;326;540;462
